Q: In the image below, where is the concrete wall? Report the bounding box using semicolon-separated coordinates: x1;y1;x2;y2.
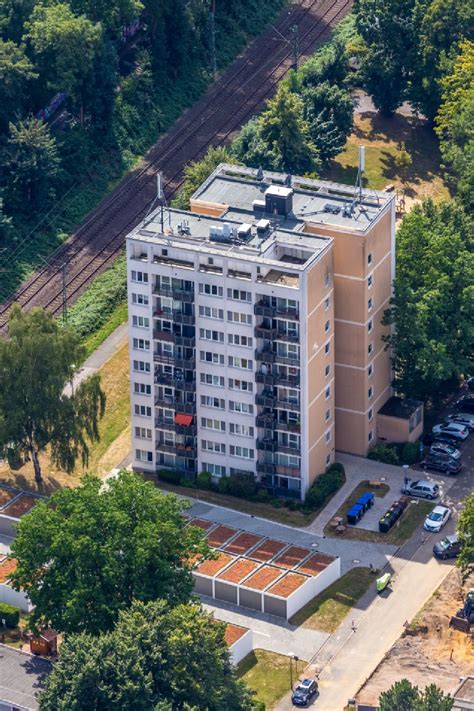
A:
377;413;424;444
0;583;32;613
228;629;253;665
0;515;18;539
239;588;263;612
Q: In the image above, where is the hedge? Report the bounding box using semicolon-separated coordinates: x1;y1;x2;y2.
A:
0;601;20;628
305;463;346;511
158;469;181;485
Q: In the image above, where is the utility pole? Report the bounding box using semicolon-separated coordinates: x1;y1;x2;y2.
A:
61;262;67;324
291;25;299;71
209;0;217;77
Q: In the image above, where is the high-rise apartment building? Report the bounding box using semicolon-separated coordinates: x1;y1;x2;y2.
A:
127;164;396;499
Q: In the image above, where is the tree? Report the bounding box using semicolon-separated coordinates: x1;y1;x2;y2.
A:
303;82;353;162
435;41;474;212
379;679;453;711
25;4;103;124
383;200;474;400
0;306;105;484
0;198;13;248
2;118;61;213
69;0;142;38
457;493;474;579
39;599;254;710
0;40;37;132
10;471;210;634
353;0;419;115
173;146;234;210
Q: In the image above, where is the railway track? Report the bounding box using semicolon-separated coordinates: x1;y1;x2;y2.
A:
0;0;352;331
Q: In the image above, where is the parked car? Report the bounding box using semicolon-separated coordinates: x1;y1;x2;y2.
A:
424;505;451;533
429;442;461;459
446;413;474;431
433;534;461;559
456;397;474;414
423;452;462;475
432;423;469;441
401;479;439;499
292;679;318;707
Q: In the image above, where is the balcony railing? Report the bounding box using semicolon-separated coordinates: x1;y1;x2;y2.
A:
255;372;300;388
256;414;300;433
254;302;299;320
255;393;300;411
153;285;194;302
256;439;278;452
255;349;300;366
155;418;197;436
154;398;196;415
155;373;195;390
255;326;299;343
153;353;195;370
153;331;195;348
257;462;301;477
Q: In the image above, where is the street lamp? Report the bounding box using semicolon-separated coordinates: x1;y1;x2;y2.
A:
289;652;299;690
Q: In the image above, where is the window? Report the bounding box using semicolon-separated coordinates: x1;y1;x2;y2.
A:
133;360;150;373
199;283;223;297
132;315;150;328
368;298;373;311
368;363;373;378
324;270;331;288
228;356;253;370
228;334;253;348
325;319;330;333
368;274;373;288
325;429;331;443
201;418;225;432
324;296;330;311
227;288;251;302
325;453;331;466
368;430;373;443
199;305;224;320
325;386;331;400
134;404;152;417
135;427;152;439
131;270;148;283
135;449;153;462
133;338;150;351
368;408;373;421
201;440;226;454
228;379;253;392
202;462;226;477
368;342;373;356
199;328;224;342
368;319;373;333
368;252;373;266
229;401;254;414
325;364;331;377
230;445;254;459
368;386;373;399
200;373;225;387
325;409;331;422
229;423;254;437
134;382;151;395
325;341;331;355
227;311;252;325
132;293;149;306
200;351;224;365
200;395;225;409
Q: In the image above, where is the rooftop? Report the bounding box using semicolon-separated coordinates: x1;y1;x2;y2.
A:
224;623;249;647
206;525;238;548
267;572;307;598
196;552;234;577
0;487;16;508
223;532;263;556
188;517;215;531
455;677;474;702
217;558;259;584
273;546;310;569
378;396;423;419
249;539;287;562
242;565;284;591
0;644;52;710
297;552;336;576
2;493;40;519
0;556;17;583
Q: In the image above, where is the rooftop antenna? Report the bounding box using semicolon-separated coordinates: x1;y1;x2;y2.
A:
284;174;292;188
208;0;217;77
256;166;264;182
145;171;170;232
348;145;365;216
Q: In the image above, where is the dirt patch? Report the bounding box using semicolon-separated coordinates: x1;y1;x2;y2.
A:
357;569;473;705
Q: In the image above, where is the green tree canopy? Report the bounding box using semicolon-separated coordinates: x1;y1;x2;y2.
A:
435;40;474;212
457;493;474;579
0;40;37;131
10;471;210;634
383;199;474;400
303;81;353;162
379;679;453;711
69;0;142;38
0;305;105;483
173;146;234;210
39;599;254;711
25;3;103;123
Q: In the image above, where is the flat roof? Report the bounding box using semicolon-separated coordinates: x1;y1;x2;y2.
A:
206;525;238;548
267;572;308;598
217;558;259;584
196;552;234;577
0;487;16;508
2;493;39;519
378;395;423;419
297;552;336;576
273;546;310;569
455;677;474;702
0;556;16;583
242;565;284;591
0;644;52;710
188;517;214;531
223;532;263;556
249;539;287;562
224;623;249;647
193;164;392;233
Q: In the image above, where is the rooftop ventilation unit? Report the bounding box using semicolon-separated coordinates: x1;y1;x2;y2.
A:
253;199;266;215
264;185;293;216
323;203;341;215
209;223;233;243
256;218;271;238
237;223;252;241
177;219;191;235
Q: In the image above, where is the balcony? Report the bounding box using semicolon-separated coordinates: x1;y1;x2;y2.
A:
155;418;197;436
176;443;197;457
256;439;278;452
254;301;299;320
275;330;299;343
156;440;177;454
275;420;300;433
256;413;276;429
154;373;195;390
255;371;300;387
155;417;175;430
255;348;300;366
255;326;299;343
153;353;195;370
255;393;300;412
153;285;194;302
173;312;195;326
154;398;196;415
257;462;301;477
153;331;195;348
276;443;301;455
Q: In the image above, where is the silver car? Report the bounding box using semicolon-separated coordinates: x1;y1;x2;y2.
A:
402;479;440;500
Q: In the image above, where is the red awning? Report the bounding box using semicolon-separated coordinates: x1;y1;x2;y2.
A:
175;413;193;426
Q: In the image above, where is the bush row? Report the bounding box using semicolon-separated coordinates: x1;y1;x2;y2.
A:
368;442;422;466
0;601;20;628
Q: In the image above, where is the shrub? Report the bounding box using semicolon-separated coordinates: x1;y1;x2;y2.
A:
0;601;20;628
225;473;258;499
218;476;230;495
252;489;271;504
367;443;400;465
305;464;345;510
196;471;213;490
401;441;422;465
157;469;181;485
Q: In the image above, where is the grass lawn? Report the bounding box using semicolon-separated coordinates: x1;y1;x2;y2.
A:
237;649;303;709
324;480;434;544
82;301;128;360
290;567;374;633
322;99;450;209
